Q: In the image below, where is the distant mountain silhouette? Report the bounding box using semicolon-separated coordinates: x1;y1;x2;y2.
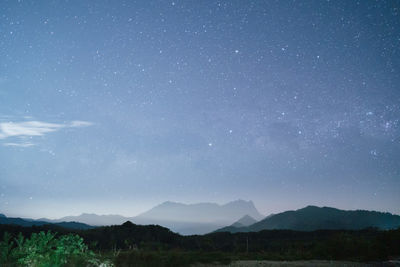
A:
51;213;128;226
231;215;257;227
216;206;400;233
0;214;94;230
34;200;263;235
135;200;262;223
132;199;263;235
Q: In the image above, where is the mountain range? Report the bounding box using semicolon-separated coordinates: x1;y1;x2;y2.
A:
23;200;263;235
40;213;127;226
132;200;263;235
0;214;93;230
216;205;400;233
3;203;400;235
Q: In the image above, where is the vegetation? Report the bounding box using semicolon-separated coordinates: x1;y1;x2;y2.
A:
0;230;107;266
0;223;399;266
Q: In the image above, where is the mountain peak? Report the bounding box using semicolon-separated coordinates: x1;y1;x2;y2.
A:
122;221;135;227
134;199;264;234
241;214;256;220
303;205;319;209
231;214;257;227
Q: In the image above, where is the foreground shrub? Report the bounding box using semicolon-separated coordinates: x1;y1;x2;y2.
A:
0;231;100;266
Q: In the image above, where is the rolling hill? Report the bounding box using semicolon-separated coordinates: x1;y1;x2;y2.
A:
0;214;94;230
216;206;400;233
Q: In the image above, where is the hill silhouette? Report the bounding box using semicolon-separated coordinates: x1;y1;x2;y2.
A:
231;215;257;227
0;214;94;230
53;213;127;226
216;206;400;233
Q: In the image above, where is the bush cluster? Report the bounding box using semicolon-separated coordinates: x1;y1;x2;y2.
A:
0;231;101;266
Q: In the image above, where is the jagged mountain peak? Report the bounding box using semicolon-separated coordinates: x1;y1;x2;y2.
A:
131;200;264;234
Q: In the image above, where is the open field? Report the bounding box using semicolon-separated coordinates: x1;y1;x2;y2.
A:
195;260;400;267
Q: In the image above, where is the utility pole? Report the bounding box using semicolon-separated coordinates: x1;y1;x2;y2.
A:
246;236;249;254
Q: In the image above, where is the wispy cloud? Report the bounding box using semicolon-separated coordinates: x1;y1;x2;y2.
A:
69;120;93;127
0;121;63;139
3;142;35;147
0;120;93;143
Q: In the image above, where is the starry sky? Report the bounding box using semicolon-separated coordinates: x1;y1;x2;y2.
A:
1;0;399;219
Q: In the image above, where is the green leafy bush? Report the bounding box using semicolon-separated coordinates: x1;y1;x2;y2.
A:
0;231;100;266
0;232;14;263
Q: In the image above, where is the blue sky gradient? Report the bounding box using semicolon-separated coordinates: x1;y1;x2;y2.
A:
1;0;399;218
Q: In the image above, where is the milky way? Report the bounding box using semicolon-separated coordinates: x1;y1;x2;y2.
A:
0;0;399;218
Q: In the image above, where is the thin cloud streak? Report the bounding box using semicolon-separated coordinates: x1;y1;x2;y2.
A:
69;121;94;127
3;142;35;147
0;120;93;140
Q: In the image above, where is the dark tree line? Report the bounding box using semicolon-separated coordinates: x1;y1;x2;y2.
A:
1;222;399;262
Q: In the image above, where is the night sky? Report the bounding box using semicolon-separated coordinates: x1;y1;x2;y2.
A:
1;0;399;219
